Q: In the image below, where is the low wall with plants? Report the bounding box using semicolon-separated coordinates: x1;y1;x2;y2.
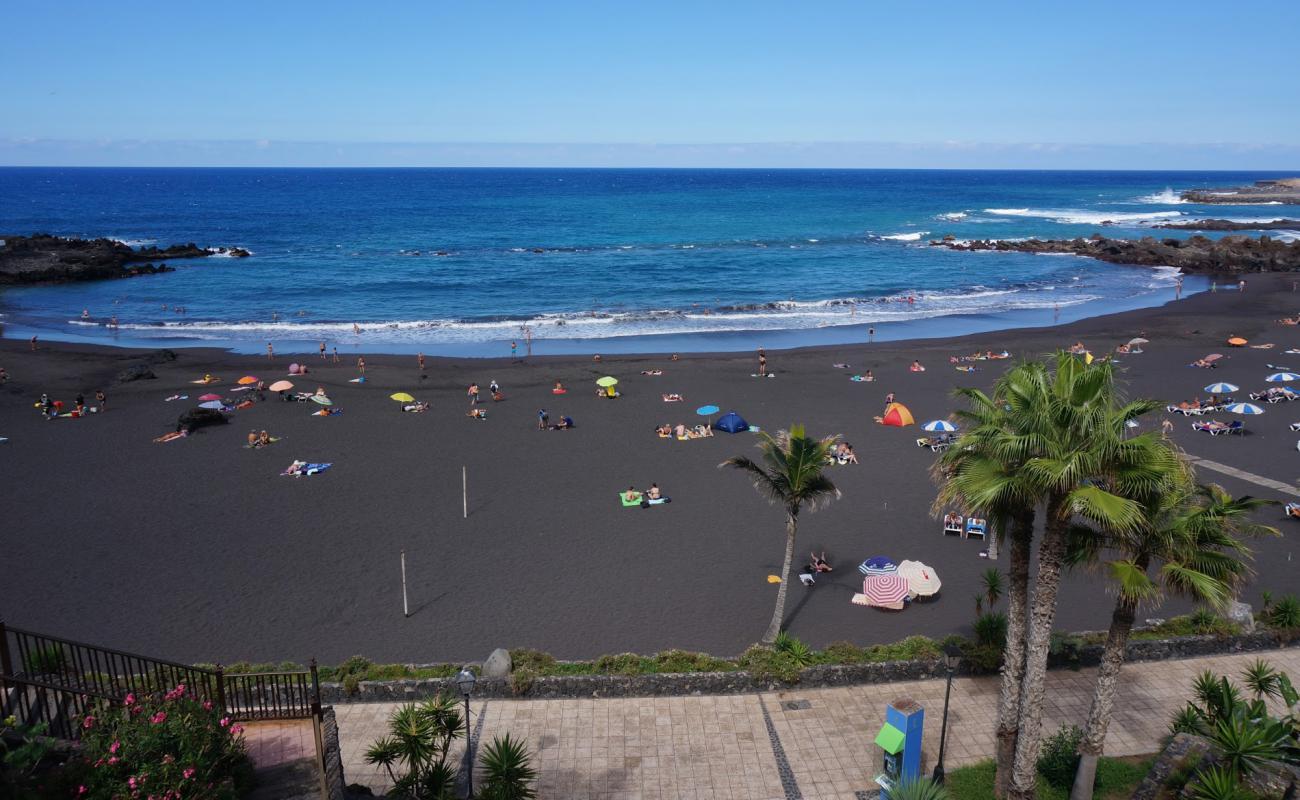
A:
287;612;1298;703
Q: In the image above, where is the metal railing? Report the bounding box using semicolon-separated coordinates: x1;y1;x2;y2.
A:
224;668;320;720
0;674;118;741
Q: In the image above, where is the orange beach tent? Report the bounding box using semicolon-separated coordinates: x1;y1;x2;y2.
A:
880;402;915;427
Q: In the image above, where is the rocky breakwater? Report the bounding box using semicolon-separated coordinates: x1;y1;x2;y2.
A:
0;234;249;285
930;233;1300;274
1154;218;1300;232
1181;177;1300;205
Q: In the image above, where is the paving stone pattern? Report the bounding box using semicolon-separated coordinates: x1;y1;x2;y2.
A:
250;648;1299;800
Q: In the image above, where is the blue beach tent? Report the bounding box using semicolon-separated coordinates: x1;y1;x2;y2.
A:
714;411;750;433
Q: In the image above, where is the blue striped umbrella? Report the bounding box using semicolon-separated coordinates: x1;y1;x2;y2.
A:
858;556;898;576
1267;373;1300;382
922;420;958;432
1225;403;1265;415
1204;382;1239;394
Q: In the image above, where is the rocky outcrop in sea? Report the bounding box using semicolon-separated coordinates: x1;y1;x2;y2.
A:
1180;177;1300;205
930;233;1300;274
1154;218;1300;231
0;234;250;285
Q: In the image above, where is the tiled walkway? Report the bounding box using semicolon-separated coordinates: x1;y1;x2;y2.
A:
313;648;1298;799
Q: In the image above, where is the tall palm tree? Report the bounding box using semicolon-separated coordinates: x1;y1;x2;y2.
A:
1068;482;1276;800
721;425;840;646
933;381;1038;799
1000;353;1175;800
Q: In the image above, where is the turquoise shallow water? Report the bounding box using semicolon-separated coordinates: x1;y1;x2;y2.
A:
0;168;1286;355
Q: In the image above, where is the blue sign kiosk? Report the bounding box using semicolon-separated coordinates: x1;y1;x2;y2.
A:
874;697;925;799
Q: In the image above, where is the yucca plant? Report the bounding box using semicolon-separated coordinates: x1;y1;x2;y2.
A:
477;733;537;800
887;776;951;800
982;568;1004;610
1209;715;1292;778
363;694;466;798
1267;594;1300;630
773;633;815;668
1186;765;1245;800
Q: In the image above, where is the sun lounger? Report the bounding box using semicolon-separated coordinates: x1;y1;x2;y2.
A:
965;518;987;539
1285;503;1300;519
943;514;964;536
282;461;331;476
1192;420;1237;435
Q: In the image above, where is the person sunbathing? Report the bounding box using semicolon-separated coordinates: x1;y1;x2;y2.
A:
236;399;255;410
1288;504;1300;519
811;551;833;572
153;430;188;443
247;430;259;448
693;424;714;438
642;370;663;376
551;416;573;429
1116;344;1131;354
656;424;672;437
468;407;486;420
646;483;662;500
674;423;687;438
624;486;641;503
943;513;961;529
839;443;858;464
402;401;430;412
553;381;567;394
259;430;271;446
662;393;683;402
1195;419;1230;432
1279;316;1300;326
909;360;925;372
1069;342;1086;355
492;389;505;402
1191;359;1218;368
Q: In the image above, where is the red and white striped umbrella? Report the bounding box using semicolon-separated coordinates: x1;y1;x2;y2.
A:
862;574;910;610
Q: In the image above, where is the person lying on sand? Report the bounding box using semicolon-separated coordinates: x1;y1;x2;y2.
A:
624;486;641;503
153;430;188;443
662;393;683;402
1069;342;1086;355
1279;316;1300;326
553;381;567;394
468;407;486;420
674;423;687;438
909;360;925;372
839;443;858;464
656;424;672;438
811;551;833;572
259;430;271;447
248;430;258;448
641;370;663;376
646;483;662;500
1191;359;1218;369
550;415;573;430
402;402;430;413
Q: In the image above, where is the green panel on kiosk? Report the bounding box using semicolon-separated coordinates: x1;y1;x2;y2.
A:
874;723;906;755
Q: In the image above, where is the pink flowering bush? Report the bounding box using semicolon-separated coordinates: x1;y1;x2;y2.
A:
78;685;253;800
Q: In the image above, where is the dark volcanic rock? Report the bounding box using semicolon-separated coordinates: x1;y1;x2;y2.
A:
1181;177;1300;205
0;234;247;285
931;233;1300;274
116;364;157;383
1155;218;1300;231
176;408;228;433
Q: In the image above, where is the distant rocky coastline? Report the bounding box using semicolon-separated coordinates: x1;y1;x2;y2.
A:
1153;218;1300;232
930;233;1300;274
0;234;249;285
1180;177;1300;205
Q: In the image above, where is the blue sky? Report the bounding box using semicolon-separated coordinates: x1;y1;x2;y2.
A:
2;0;1298;168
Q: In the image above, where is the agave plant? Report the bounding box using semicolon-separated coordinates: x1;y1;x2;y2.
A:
1186;765;1245;800
887;776;951;800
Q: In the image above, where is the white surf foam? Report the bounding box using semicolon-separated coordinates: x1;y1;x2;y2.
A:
877;231;929;242
935;212;968;221
983;208;1184;225
1134;188;1187;204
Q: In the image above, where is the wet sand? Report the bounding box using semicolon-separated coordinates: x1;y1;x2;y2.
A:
2;276;1298;664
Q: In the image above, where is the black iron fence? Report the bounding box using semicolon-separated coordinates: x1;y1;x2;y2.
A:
0;673;117;741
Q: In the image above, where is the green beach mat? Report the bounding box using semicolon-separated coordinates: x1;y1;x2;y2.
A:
619;494;644;507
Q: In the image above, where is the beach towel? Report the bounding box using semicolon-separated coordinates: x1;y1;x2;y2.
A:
190;377;220;384
349;377;366;383
850;375;873;382
552;388;567;394
312;408;342;416
153;431;188;443
851;593;871;606
619;493;644;507
832;363;850;369
750;373;775;378
283;462;331;476
640;497;671;507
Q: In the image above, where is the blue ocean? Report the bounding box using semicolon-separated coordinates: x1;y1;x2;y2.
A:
1;168;1291;356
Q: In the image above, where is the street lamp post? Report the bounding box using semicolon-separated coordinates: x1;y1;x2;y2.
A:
932;643;962;785
456;668;477;798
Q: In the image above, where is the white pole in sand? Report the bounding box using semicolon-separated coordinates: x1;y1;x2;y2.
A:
401;550;409;618
462;466;468;519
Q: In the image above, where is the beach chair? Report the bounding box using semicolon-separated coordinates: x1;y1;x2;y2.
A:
943;514;964;536
1286;502;1300;520
1289;422;1300;432
965;518;987;539
1226;421;1245;436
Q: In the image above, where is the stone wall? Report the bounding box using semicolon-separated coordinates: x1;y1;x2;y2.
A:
320;706;347;800
1133;732;1300;799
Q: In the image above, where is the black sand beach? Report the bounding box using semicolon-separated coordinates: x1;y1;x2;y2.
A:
2;278;1298;665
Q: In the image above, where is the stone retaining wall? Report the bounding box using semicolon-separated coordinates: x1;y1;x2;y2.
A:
319;632;1295;704
320;706;347;800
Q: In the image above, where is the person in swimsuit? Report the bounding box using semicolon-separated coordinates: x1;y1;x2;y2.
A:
811;551;833;572
248;430;259;448
646;483;662;500
623;486;641;503
95;389;106;412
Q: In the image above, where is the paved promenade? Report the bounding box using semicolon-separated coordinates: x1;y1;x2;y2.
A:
242;648;1298;799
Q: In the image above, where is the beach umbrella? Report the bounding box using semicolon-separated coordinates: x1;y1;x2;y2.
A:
880;402;914;427
1204;382;1239;394
390;392;415;402
922;420;957;432
1203;354;1224;362
311;395;333;406
198;400;225;410
695;404;720;416
1225;403;1264;415
1267;373;1300;383
1227;337;1248;347
1127;337;1149;347
198;393;223;402
269;380;294;392
596;376;619;387
862;574;910;610
858;556;897;576
237;376;258;385
896;560;941;597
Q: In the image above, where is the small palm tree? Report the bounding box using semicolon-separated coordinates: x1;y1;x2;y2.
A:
477;733;538;800
981;568;1004;610
721;424;840;646
363;694;465;798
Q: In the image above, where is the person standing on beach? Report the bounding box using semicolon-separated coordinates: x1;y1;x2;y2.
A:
1239;279;1247;292
418;352;426;373
267;342;274;360
868;327;875;341
511;341;518;359
332;347;339;363
757;348;767;376
319;341;327;360
538;408;548;430
468;383;480;405
95;389;106;412
30;336;37;351
357;357;366;374
1175;277;1183;300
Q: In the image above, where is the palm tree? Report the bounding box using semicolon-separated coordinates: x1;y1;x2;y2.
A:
1005;354;1180;800
721;425;840;646
933;377;1040;799
1068;482;1276;800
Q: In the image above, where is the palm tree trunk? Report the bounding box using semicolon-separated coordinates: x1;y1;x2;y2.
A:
761;510;799;645
1069;575;1140;800
1008;498;1071;800
995;512;1033;799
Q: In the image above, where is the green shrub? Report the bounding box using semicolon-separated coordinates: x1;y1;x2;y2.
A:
773;633;814;667
1265;594;1300;631
594;653;647;675
21;645;66;676
960;642;1004;674
819;641;867;664
1189;608;1222;634
865;635;942;663
1036;723;1083;789
973;612;1008;648
737;645;802;683
79;684;254;799
509;667;537;696
652;649;734;673
1187;764;1246;800
477;732;538;800
889;776;951;800
1049;633;1086;669
508;649;556;672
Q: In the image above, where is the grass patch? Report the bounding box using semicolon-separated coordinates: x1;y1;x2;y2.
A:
947;756;1153;800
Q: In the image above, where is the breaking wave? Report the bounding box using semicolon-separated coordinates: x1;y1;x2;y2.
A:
1134;188;1187;204
983;208;1185;226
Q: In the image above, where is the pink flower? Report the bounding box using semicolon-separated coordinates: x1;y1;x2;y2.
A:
124;693;135;706
82;715;95;729
109;756;119;765
183;768;195;780
230;723;244;736
219;716;230;728
202;700;212;711
162;754;174;764
150;711;167;725
129;777;138;789
77;786;87;796
110;741;120;753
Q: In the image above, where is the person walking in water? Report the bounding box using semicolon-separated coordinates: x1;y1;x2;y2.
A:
511;341;518;359
267;342;274;360
332;346;339;363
